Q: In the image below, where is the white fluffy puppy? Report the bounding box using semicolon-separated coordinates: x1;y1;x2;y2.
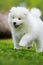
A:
8;7;43;52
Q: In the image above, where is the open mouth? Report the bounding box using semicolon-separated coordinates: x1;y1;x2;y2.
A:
14;25;20;28
13;23;23;28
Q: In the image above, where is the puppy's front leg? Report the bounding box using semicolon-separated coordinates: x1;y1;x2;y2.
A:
12;31;21;49
19;33;35;47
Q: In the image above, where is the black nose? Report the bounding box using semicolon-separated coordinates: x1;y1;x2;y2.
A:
13;22;16;25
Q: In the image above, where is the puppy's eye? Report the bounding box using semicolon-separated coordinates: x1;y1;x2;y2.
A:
18;18;21;20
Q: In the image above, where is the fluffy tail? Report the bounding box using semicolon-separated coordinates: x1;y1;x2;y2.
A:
30;8;41;18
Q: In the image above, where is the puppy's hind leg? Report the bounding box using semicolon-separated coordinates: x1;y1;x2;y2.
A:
19;33;35;47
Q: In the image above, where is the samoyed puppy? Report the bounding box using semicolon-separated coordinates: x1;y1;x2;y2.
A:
8;7;43;52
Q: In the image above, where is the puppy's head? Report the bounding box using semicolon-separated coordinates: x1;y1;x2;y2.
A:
8;7;29;28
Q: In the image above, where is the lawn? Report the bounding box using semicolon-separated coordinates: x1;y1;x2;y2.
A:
0;39;43;65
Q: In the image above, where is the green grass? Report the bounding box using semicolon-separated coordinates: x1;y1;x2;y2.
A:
0;39;43;65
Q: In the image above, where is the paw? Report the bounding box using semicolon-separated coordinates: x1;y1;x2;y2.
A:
14;47;21;50
36;48;42;52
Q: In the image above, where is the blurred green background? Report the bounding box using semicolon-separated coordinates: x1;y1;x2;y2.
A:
0;0;43;11
0;0;43;19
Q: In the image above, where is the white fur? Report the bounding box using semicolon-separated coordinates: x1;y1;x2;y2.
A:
8;7;43;52
30;8;41;18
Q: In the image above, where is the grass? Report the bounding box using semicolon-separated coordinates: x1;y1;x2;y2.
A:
0;39;43;65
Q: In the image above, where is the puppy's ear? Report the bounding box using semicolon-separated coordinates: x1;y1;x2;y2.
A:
10;7;16;12
24;9;29;16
